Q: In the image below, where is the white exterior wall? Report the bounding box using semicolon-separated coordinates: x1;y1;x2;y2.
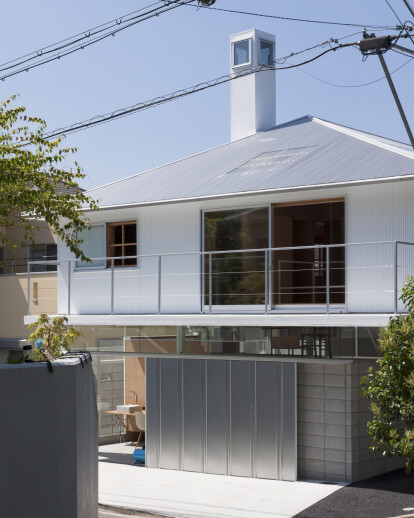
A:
57;179;414;317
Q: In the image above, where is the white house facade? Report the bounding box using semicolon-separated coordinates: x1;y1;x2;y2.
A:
25;30;414;483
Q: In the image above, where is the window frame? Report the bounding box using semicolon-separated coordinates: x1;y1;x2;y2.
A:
258;39;275;67
75;220;138;271
106;220;138;268
232;38;252;68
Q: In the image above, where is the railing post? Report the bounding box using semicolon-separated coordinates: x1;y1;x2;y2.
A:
158;255;162;316
394;241;398;314
209;252;213;315
67;260;71;316
27;263;31;316
326;246;330;315
111;258;115;315
265;250;269;315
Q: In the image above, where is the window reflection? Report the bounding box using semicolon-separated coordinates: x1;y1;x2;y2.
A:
273;200;345;305
204;208;269;305
233;39;250;66
259;40;274;66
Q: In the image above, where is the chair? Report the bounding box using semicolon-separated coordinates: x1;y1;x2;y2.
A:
134;411;146;448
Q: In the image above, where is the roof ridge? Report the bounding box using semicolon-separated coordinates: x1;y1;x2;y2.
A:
311;117;414;160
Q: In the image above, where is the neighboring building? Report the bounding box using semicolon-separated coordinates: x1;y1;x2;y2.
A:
0;182;84;363
26;29;414;482
0;220;58;362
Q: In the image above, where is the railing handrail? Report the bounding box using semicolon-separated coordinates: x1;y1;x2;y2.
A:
26;240;414;266
26;239;414;317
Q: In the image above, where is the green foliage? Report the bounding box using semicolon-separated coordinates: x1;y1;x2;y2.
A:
7;354;30;364
28;313;81;362
0;95;98;260
361;276;414;473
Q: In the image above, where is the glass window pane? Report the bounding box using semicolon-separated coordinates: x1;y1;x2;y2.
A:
204;207;269;305
273;201;345;305
124;224;136;244
260;40;274;66
76;225;105;268
358;328;380;357
234;40;250;66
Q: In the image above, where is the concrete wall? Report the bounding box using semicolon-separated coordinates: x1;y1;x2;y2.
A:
0;356;98;518
297;361;403;482
58;180;414;316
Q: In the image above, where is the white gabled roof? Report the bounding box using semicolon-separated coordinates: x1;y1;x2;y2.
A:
86;115;414;209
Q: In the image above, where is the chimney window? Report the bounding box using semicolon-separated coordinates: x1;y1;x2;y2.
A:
233;39;251;67
259;40;274;66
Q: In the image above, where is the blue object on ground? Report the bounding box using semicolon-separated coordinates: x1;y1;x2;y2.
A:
133;448;145;464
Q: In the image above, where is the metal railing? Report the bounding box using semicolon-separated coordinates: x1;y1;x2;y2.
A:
26;240;414;316
0;256;57;275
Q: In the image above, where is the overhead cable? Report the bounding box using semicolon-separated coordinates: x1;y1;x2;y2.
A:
295;55;414;87
0;0;195;82
27;39;361;142
182;1;399;30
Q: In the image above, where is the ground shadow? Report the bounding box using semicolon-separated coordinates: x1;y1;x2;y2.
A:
294;469;414;518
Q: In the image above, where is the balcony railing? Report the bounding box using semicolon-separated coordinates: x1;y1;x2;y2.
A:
26;241;414;316
0;257;57;275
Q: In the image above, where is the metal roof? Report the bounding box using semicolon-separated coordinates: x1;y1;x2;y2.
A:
86;116;414;209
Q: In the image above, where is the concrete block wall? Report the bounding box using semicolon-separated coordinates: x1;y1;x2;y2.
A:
297;360;403;483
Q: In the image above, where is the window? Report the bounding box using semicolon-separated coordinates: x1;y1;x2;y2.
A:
259;39;274;66
76;225;106;268
28;244;57;272
204;207;269;305
107;221;137;267
273;199;345;305
233;39;251;67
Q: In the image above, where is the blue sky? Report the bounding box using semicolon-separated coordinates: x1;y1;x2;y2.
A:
1;0;413;190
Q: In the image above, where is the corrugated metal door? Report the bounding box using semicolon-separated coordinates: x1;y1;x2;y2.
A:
146;357;297;481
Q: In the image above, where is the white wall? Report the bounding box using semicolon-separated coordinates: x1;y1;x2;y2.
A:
58;179;414;315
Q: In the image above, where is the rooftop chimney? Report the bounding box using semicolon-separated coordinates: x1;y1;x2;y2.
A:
230;29;276;142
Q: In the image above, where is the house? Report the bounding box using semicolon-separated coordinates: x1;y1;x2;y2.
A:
0;181;85;363
0;219;58;363
25;29;414;482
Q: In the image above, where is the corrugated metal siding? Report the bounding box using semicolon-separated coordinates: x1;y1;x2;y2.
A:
58;181;414;316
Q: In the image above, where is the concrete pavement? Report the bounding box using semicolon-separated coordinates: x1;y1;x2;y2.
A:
99;443;344;518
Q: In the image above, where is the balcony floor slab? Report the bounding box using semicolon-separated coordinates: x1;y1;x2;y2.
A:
25;313;398;328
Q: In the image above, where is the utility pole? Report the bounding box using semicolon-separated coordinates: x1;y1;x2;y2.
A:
359;33;414;150
402;0;414;18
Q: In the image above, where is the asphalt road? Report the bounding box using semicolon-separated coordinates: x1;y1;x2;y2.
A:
293;469;414;518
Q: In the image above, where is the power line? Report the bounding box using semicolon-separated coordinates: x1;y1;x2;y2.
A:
0;1;165;68
294;55;414;87
182;1;399;30
384;0;405;25
0;0;195;82
23;39;360;142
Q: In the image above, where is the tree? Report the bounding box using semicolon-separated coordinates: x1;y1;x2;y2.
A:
28;314;81;362
0;95;98;260
361;276;414;473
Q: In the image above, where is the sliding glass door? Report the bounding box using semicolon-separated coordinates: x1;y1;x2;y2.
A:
273;200;345;305
204;208;268;306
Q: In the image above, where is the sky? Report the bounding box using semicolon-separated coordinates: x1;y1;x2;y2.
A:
1;0;414;190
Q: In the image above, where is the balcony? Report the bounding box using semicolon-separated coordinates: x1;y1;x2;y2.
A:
26;241;414;323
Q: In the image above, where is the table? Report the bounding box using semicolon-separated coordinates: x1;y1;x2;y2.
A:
105;410;145;442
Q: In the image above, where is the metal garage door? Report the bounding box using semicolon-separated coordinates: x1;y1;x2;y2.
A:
146;358;296;481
